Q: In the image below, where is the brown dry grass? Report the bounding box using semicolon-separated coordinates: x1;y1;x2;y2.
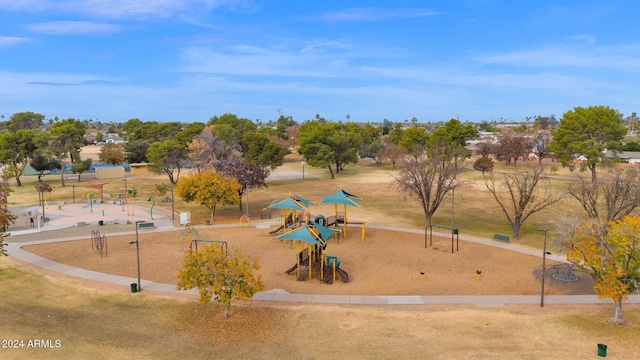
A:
1;261;639;359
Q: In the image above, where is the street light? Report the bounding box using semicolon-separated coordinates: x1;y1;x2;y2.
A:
245;182;249;218
129;220;145;292
451;188;455;229
37;180;45;223
170;188;175;220
301;157;305;179
538;228;548;307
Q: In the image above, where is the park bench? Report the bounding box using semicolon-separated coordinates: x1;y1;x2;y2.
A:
138;222;155;229
493;234;510;243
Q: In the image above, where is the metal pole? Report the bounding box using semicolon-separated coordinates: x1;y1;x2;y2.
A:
123;178;128;211
39;180;45;222
135;221;142;291
37;186;42;220
451;188;455;229
171;189;175;220
246;184;249;217
539;228;548;307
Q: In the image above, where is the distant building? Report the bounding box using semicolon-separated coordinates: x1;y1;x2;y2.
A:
604;149;640;164
105;133;125;144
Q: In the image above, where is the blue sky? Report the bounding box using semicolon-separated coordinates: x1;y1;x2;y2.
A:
1;1;639;124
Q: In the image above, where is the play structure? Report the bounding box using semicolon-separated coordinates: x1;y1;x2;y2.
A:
276;221;349;284
190;239;228;255
425;224;459;253
265;192;310;235
124;187;135;216
266;189;366;242
266;190;365;284
82;192;98;213
69;183;106;204
320;189;366;243
91;230;108;258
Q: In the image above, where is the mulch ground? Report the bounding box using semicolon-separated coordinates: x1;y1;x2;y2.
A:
20;225;595;296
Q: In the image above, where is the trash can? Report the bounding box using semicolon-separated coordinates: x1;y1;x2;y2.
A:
598;343;607;357
205;220;210;225
98;220;104;226
130;283;138;293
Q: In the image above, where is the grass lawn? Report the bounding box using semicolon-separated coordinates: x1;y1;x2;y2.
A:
1;261;639;359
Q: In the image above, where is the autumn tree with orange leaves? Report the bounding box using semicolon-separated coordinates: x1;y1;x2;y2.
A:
177;244;264;319
566;216;640;324
0;182;16;256
176;172;240;223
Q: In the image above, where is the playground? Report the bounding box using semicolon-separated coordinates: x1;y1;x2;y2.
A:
15;205;596;297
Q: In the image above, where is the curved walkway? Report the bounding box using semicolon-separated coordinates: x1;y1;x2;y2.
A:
5;207;640;306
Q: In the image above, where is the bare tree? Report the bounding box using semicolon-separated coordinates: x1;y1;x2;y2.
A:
484;164;563;239
392;148;464;225
531;130;552;165
475;142;497;158
549;213;585;251
496;129;533;167
568;166;640;224
378;142;407;169
188;127;241;173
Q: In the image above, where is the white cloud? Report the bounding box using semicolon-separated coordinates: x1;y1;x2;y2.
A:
26;21;122;35
0;36;30;48
178;45;353;78
476;44;640;70
317;7;440;22
567;34;597;44
0;0;252;18
176;39;614;98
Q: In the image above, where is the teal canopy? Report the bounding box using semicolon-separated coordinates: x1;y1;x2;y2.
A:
289;193;311;207
273;222;339;245
267;193;311;211
267;197;306;211
320;189;362;207
274;224;322;245
311;221;340;241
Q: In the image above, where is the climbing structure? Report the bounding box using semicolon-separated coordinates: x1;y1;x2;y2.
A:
274;221;349;284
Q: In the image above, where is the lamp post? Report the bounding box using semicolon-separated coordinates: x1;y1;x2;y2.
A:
301;157;305;179
538;228;548;307
170;188;175;220
451;188;455;229
123;178;128;209
37;180;45;222
245;182;249;218
129;220;145;292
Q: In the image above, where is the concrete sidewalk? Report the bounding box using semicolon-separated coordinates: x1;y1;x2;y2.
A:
6;223;640;306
